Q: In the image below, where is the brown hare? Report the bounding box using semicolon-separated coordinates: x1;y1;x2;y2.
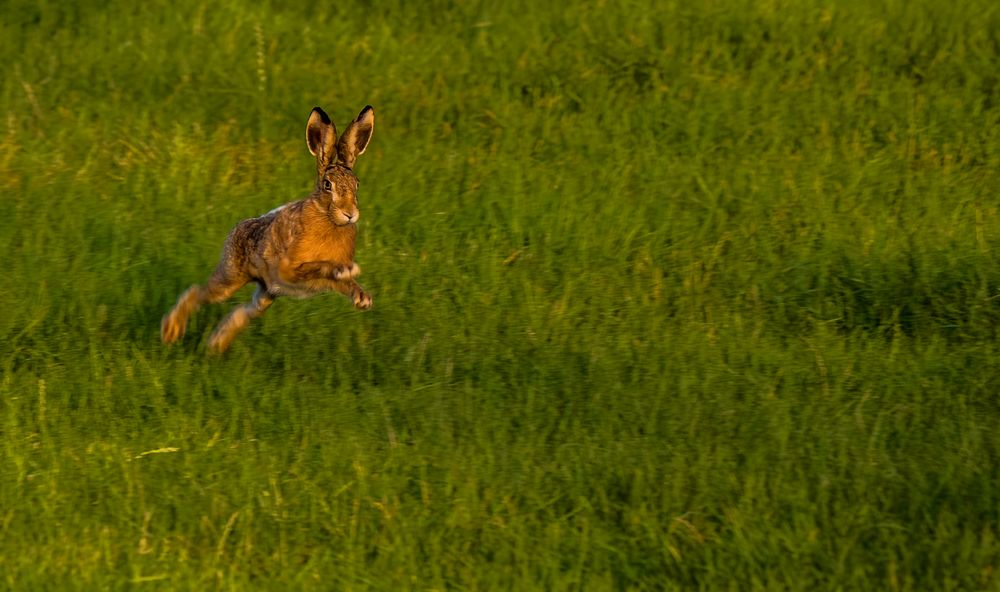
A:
161;105;375;353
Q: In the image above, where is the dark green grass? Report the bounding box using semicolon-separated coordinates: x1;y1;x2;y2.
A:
3;0;1000;589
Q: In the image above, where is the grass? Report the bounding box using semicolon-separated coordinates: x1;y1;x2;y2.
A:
2;0;1000;589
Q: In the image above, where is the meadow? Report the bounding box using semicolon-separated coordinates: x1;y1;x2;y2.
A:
2;0;1000;589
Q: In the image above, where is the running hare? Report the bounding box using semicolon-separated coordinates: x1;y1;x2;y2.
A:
161;105;375;353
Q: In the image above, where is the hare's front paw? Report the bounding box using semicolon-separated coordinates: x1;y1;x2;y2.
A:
353;288;372;310
333;262;360;280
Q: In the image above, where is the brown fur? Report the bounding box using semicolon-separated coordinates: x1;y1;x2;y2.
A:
161;106;375;353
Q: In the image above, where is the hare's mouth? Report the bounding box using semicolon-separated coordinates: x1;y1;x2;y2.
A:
332;209;359;226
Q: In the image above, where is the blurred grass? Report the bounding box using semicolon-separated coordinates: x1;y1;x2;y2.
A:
2;0;1000;589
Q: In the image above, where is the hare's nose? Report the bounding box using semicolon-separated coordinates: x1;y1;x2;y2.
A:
345;212;357;222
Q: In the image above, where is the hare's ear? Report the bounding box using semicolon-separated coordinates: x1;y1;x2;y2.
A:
337;105;374;169
306;107;338;172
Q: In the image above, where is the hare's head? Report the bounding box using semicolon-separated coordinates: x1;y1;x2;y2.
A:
306;106;375;226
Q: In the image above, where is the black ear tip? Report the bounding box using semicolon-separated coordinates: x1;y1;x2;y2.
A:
360;105;374;118
312;107;332;124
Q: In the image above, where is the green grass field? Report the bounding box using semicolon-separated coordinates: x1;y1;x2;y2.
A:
3;0;1000;589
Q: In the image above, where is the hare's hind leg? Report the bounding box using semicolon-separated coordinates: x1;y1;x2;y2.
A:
208;284;275;353
161;268;249;344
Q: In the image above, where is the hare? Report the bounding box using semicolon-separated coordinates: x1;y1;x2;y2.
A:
161;105;375;353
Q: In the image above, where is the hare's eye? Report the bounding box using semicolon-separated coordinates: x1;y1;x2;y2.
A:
323;179;333;192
